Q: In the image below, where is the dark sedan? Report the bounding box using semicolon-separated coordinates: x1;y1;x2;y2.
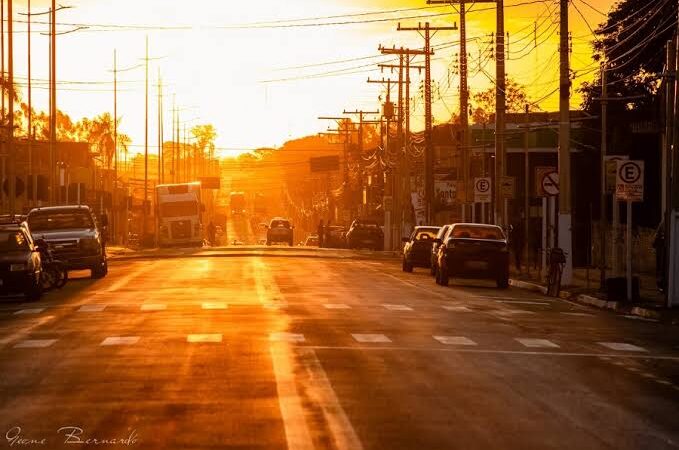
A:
435;223;510;288
0;218;43;300
345;222;383;251
402;226;440;272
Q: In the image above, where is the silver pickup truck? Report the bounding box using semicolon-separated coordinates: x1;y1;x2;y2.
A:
27;205;108;279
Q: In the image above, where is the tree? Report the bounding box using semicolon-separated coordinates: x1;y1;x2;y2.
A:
471;79;533;124
579;0;675;112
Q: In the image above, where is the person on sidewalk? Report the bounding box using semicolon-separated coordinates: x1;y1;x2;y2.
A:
317;220;325;248
653;220;666;292
511;217;525;272
207;221;216;247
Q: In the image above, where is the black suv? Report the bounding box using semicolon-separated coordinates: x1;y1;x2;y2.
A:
345;220;384;251
27;206;108;279
0;217;43;300
266;218;294;246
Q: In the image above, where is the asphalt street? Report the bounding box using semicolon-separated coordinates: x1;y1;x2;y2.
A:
0;251;678;449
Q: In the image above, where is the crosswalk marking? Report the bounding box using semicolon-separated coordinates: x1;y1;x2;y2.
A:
202;303;227;310
187;334;222;343
100;336;140;346
14;308;45;315
78;305;107;312
270;332;305;343
13;339;57;349
442;305;471;312
383;304;413;311
516;338;560;348
324;304;352;310
352;334;391;343
598;342;648;352
141;304;167;311
433;336;477;346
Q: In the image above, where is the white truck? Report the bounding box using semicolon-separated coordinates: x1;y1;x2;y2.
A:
156;182;203;247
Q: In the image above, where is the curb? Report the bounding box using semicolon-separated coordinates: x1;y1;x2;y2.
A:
510;278;670;323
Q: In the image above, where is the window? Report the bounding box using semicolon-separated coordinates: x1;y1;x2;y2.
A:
0;231;29;252
271;220;290;229
160;202;199;218
414;229;438;241
28;212;94;231
451;225;505;240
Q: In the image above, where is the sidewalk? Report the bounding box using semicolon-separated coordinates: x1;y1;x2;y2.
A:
510;265;679;324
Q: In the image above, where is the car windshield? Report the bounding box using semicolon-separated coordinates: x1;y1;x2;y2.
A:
160;202;199;218
28;211;94;231
271;220;290;228
451;225;505;240
0;230;30;252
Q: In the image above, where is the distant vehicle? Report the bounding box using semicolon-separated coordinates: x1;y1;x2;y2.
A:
325;226;347;249
304;234;320;247
156;182;203;248
402;226;440;272
435;223;509;289
430;224;453;277
27;205;108;279
230;192;246;216
265;218;294;246
0;217;43;300
345;220;384;251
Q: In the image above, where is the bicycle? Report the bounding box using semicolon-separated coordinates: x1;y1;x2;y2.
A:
546;248;567;297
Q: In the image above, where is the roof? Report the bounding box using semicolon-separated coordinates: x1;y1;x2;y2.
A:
28;205;92;214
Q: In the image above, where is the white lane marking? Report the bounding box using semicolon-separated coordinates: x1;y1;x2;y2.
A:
13;339;57;348
433;336;477;346
270;344;314;450
187;334;222;343
496;300;550;306
352;334;391;343
14;308;45;315
324;304;351;310
516;338;560;349
78;305;106;312
105;261;159;292
598;342;648;352
382;304;413;311
270;332;306;343
202;302;227;310
656;380;673;386
299;346;679;360
100;336;140;346
560;312;594;317
442;305;471;312
0;316;55;346
297;348;364;450
141;304;167;311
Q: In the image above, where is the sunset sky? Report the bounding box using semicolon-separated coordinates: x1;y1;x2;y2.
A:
10;0;616;156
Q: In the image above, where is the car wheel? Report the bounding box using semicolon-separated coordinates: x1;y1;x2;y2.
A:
91;259;107;279
496;272;510;289
402;258;413;273
25;275;43;301
439;264;450;287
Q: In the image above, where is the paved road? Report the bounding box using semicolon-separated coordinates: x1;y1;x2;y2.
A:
0;251;678;449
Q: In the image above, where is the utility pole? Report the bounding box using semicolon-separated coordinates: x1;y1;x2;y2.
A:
524;104;530;273
50;0;56;204
113;49;118;242
600;62;608;290
383;38;443;223
343;109;380;220
496;1;507;228
1;0;4;213
558;0;573;285
143;36;149;243
665;38;676;307
7;0;13;213
157;69;162;185
668;5;679;307
27;0;32;207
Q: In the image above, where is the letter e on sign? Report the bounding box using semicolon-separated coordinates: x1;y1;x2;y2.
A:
616;160;644;202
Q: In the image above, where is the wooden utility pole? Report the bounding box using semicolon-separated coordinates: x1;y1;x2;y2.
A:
143;36;149;242
7;0;13;213
27;0;32;207
157;69;163;185
599;62;608;290
558;0;573;285
50;0;56;204
665;39;676;307
496;0;507;228
113;49;118;241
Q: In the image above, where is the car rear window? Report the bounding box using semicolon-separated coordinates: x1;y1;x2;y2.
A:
451;225;505;240
271;220;290;228
414;229;438;240
0;231;29;251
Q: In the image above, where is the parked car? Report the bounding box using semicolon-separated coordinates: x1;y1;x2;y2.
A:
435;223;509;288
345;221;384;251
0;216;43;300
402;226;440;272
325;226;347;248
27;205;108;279
265;218;294;246
430;224;453;277
304;234;320;247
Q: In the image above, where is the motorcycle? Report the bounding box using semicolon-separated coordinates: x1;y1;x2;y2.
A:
35;239;68;291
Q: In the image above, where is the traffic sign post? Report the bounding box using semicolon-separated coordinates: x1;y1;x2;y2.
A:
615;160;644;302
500;176;515;200
474;177;492;204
